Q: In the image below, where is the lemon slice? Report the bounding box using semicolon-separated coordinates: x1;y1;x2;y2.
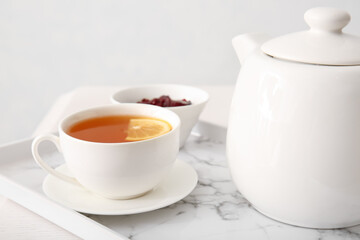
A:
125;118;172;141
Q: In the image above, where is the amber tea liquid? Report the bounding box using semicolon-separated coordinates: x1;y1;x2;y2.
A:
67;115;170;143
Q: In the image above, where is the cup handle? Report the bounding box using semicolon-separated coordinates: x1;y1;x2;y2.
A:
31;134;80;186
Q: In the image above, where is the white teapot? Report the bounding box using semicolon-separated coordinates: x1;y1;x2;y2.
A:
227;7;360;228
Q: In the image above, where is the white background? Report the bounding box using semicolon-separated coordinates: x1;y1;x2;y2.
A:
1;0;360;144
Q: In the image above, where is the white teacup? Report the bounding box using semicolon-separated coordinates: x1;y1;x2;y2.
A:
32;104;180;199
111;84;209;148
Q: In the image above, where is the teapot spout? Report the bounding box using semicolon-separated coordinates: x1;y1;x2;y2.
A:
232;33;270;65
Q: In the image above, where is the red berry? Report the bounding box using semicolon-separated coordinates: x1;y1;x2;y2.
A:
137;95;191;107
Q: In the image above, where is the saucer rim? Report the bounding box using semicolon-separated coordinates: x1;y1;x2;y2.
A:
42;160;198;215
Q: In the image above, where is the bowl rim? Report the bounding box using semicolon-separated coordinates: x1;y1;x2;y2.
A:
111;84;209;109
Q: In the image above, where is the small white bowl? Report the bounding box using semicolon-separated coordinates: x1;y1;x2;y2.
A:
111;84;209;147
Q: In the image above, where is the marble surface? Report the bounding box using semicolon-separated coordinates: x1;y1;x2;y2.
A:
0;85;233;240
85;122;360;240
2;121;360;239
2;86;360;239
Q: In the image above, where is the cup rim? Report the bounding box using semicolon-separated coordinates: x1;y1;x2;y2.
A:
59;103;180;146
111;84;209;109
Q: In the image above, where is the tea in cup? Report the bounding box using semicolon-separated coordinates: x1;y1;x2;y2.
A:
32;104;180;199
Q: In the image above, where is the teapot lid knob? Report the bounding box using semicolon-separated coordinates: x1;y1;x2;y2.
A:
305;7;350;33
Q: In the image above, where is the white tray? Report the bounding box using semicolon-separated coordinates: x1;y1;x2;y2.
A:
1;122;360;240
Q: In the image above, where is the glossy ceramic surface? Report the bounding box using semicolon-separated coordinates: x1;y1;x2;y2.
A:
262;7;360;65
43;160;198;215
228;7;360;228
32;104;180;199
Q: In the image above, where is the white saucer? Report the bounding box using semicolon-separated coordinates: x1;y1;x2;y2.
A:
42;160;198;215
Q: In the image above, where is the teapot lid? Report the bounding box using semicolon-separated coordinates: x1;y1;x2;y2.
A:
261;7;360;66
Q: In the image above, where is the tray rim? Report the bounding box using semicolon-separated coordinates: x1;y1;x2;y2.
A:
0;137;128;240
